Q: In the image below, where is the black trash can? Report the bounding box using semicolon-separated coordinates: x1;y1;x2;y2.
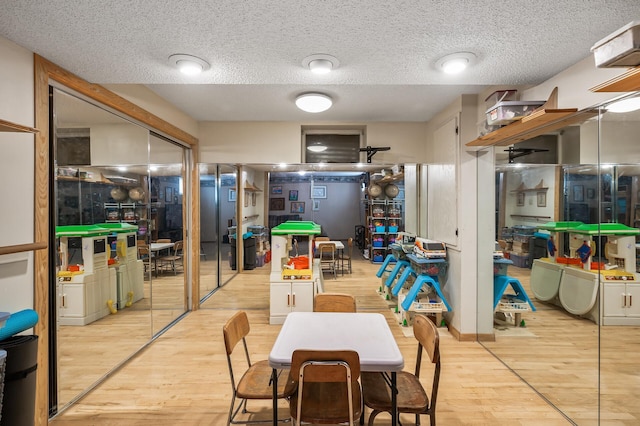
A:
243;237;256;270
0;335;38;426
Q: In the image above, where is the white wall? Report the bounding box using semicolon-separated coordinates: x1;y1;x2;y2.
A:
0;37;35;313
198;121;428;165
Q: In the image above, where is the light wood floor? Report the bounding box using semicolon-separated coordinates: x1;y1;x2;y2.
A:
50;255;572;425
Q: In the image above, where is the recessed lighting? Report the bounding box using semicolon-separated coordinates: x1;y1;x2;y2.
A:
168;54;210;75
295;93;333;113
606;96;640;113
436;52;476;75
302;54;340;74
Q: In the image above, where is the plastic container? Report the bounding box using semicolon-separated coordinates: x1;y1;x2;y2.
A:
372;237;384;247
485;89;518;106
486;100;545;125
477;119;501;136
493;258;513;276
388;226;398;233
510;253;531;268
409;257;447;277
591;21;640;68
375;226;386;233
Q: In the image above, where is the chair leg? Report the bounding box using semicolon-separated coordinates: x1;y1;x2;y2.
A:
368;409;381;426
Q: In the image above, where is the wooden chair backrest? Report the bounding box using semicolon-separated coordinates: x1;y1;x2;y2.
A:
223;311;250;355
315;236;330;241
156;238;172;243
290;349;360;383
413;314;440;365
314;293;357;312
319;242;336;259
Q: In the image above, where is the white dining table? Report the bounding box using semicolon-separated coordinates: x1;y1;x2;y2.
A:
150;242;174;253
269;311;404;425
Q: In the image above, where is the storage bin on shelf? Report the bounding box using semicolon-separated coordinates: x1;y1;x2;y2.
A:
372;249;385;262
486;100;545;126
372;236;385;247
509;252;530;268
591;20;640;68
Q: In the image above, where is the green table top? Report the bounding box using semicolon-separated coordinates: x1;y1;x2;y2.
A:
271;221;321;235
55;225;111;237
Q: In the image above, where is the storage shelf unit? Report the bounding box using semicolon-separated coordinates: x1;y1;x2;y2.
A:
590;65;640;92
366;199;404;263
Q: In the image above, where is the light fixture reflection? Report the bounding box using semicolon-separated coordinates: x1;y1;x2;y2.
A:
295;93;333;113
307;144;328;153
606;96;640;113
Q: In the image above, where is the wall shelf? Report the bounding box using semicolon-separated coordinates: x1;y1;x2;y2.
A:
590;65;640;92
0;118;38;133
466;87;599;150
511;180;549;193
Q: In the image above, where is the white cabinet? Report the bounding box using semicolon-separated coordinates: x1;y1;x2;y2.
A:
602;282;640;325
269;274;318;324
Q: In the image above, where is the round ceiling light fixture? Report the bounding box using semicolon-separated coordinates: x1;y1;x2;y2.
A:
302;54;340;74
436;52;476;75
295;93;333;113
168;54;210;75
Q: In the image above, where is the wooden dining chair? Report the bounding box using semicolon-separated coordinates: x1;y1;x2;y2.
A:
362;314;441;426
223;311;291;425
338;237;354;274
137;246;156;277
314;292;357;313
156;238;172;243
319;243;338;279
159;240;183;274
313;236;330;258
285;349;362;426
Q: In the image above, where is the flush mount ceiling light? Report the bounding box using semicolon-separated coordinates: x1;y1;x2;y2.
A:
606;96;640;113
302;54;340;74
295;93;333;113
436;52;476;75
168;54;210;75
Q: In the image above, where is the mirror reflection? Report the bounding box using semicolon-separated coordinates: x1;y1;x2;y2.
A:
52;89;187;410
482;94;640;424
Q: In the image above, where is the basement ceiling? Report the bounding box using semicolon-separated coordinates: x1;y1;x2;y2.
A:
1;1;638;122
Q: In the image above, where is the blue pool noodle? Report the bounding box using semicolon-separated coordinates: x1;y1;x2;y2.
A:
0;309;39;341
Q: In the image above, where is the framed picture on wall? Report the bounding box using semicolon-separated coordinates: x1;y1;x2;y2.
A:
587;188;595;199
516;192;525;206
272;186;282;194
244;193;249;207
270;197;285;210
290;201;305;213
251;192;256;206
229;189;236;202
289;190;298;201
537;191;546;207
312;199;320;211
311;185;327;199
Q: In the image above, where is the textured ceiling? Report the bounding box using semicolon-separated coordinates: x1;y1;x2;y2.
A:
1;1;639;122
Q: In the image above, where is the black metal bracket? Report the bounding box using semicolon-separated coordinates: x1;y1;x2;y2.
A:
506;147;549;163
359;146;391;163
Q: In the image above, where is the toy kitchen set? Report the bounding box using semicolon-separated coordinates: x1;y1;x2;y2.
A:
56;224;144;326
531;222;640;326
268;221;323;324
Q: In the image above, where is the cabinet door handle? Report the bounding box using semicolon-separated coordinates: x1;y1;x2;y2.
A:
287;294;291;306
630;294;633;307
292;293;296;306
623;294;627;307
62;294;66;308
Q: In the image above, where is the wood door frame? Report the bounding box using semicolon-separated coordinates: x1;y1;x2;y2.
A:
33;54;201;424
